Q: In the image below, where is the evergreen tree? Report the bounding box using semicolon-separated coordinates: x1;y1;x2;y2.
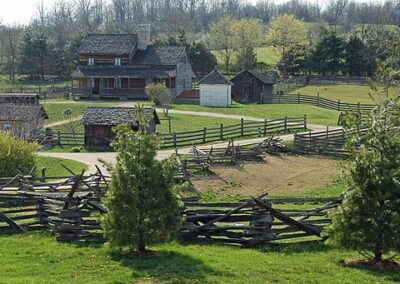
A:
344;36;376;76
102;105;181;254
325;72;400;263
312;31;345;75
18;30;48;79
236;45;257;71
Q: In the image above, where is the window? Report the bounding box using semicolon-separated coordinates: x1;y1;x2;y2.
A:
114;58;121;66
88;58;94;66
115;78;121;88
87;78;94;88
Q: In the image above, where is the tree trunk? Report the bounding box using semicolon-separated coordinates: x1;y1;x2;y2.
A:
374;250;382;262
138;230;146;253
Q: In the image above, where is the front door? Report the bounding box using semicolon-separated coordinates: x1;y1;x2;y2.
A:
242;84;250;102
93;78;100;94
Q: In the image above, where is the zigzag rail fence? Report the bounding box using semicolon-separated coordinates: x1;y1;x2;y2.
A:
0;162;345;246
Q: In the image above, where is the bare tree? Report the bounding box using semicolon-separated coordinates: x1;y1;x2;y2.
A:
324;0;349;29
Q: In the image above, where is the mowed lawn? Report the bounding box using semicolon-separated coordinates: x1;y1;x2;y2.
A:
35;156;87;176
0;75;70;89
0;233;399;283
293;84;399;104
172;102;340;126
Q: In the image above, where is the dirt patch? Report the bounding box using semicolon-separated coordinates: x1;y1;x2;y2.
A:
190;154;341;198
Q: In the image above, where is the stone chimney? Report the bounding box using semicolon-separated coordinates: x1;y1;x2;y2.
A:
134;24;151;50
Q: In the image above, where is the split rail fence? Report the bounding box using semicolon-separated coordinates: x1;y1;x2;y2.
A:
270;93;376;112
48;116;307;149
0;169;343;246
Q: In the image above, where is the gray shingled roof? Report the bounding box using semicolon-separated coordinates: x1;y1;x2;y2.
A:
72;66;176;78
0;94;40;105
0;104;48;121
82;107;160;126
198;68;233;85
131;45;186;66
238;70;276;85
78;34;137;55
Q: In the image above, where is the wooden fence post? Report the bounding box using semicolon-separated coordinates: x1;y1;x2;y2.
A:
278;94;281;103
284;116;288;132
298;92;300;104
317;92;320;107
220;124;224;140
304;114;307;129
337;100;340;111
41;167;46;182
240;118;244;136
202;127;207;144
168;117;172;134
57;131;61;146
264;119;267;136
173;132;177;148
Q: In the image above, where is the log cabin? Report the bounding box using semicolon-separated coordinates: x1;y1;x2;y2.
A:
231;70;276;103
82;106;160;151
72;25;195;99
0;94;48;140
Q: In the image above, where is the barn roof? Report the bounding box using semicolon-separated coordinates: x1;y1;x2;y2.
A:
232;70;276;85
72;66;176;78
78;34;137;55
0;104;48;121
0;94;40;105
198;68;233;85
131;45;186;66
82;107;160;126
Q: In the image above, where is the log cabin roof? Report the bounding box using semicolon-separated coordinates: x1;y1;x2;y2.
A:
232;70;276;85
131;45;186;66
198;68;233;85
0;104;48;121
78;34;138;55
82;107;160;126
72;66;176;78
0;94;40;105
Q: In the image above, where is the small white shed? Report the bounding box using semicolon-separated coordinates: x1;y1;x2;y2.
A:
198;68;233;107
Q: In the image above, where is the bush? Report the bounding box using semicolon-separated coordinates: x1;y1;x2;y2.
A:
145;84;172;106
71;146;83;153
0;132;39;177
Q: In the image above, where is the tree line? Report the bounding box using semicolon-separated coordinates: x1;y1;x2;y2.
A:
0;0;399;80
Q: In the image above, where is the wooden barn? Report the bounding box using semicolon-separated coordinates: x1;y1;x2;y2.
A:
82;107;160;150
231;70;276;103
198;68;233;107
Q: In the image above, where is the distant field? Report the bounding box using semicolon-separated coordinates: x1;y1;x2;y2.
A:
292;84;399;104
172;102;340;126
35;156;87;177
0;75;71;89
212;46;280;73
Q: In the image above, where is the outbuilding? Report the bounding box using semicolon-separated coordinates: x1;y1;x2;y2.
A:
82;107;160;150
231;70;276;103
198;68;233;107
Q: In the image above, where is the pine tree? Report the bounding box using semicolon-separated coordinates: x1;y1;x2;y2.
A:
344;36;376;76
102;104;182;254
325;74;400;263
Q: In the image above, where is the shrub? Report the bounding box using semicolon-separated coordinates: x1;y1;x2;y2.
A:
71;146;82;153
0;132;39;177
145;83;172;106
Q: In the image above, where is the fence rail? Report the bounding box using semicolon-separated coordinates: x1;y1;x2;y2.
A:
270;93;376;112
49;116;307;149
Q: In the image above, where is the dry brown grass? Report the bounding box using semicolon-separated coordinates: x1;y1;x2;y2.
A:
191;154;341;198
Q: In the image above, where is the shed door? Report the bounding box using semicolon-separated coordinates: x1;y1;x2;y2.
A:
242;84;250;102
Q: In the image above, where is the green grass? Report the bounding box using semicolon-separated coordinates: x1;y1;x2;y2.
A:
35;156;87;177
293;84;399;104
0;233;398;283
172;102;340;126
42;100;120;124
0;75;71;89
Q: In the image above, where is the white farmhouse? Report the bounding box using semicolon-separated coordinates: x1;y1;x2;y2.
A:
198;68;233;107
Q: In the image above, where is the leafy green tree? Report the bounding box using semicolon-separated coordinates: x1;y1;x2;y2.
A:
19;30;48;79
325;71;400;263
311;30;345;75
102;105;181;254
266;14;309;75
344;36;375;76
233;19;262;71
208;17;236;75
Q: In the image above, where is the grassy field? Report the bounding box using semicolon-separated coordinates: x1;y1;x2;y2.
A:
172;102;340;126
35;156;87;177
292;84;399;104
0;232;398;283
0;75;71;89
41;100;121;125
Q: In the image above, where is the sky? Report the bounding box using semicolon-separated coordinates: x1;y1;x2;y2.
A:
0;0;385;25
